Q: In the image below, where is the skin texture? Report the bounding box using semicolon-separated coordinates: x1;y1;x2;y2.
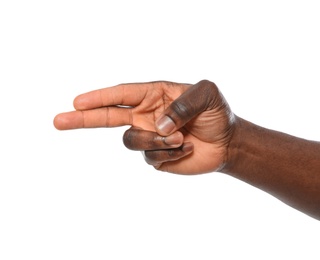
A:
225;118;320;220
54;80;234;174
54;80;320;220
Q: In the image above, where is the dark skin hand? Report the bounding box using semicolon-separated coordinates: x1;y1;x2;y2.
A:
54;80;320;220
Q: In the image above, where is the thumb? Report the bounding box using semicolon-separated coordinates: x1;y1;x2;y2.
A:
155;80;219;136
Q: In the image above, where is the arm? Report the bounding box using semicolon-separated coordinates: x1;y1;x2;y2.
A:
223;117;320;220
54;80;320;220
122;81;320;220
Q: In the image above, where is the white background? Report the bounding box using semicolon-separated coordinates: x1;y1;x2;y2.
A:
0;0;319;259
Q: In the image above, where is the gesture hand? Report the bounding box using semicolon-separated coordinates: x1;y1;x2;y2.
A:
54;80;235;174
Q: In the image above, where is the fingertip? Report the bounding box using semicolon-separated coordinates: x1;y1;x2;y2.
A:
53;113;65;130
53;111;83;130
73;90;102;110
73;94;86;110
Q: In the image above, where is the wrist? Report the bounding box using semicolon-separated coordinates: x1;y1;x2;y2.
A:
221;116;257;176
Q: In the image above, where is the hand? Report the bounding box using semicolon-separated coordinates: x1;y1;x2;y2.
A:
54;80;235;174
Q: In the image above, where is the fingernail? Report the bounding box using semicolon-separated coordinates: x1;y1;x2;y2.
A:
164;132;182;146
182;142;194;153
156;115;175;135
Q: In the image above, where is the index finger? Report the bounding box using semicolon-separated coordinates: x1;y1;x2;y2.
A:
73;83;149;110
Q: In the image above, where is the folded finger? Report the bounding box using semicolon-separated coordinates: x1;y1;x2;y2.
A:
123;127;184;151
143;142;194;166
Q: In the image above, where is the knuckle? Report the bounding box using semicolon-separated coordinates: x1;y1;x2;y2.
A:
197;79;218;97
169;80;220;122
144;150;157;161
122;128;135;150
171;99;194;119
143;150;158;165
167;149;176;157
196;79;221;108
124;129;165;151
152;135;163;147
144;133;164;150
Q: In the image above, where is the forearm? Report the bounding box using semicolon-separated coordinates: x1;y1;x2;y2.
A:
222;116;320;220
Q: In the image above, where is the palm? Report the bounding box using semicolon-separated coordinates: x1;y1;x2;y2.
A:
130;82;232;174
54;81;233;174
